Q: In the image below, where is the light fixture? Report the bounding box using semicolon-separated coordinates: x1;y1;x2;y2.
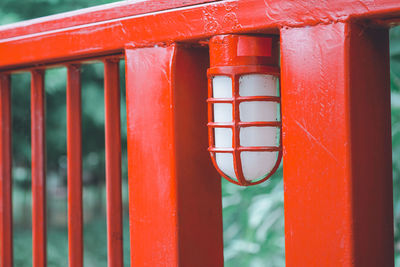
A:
207;34;282;186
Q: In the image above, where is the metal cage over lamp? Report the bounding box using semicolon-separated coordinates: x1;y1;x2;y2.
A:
207;34;282;186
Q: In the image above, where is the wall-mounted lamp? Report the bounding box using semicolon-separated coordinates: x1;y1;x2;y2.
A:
207;34;282;186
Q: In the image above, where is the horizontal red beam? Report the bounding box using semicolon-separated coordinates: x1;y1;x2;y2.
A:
1;0;400;70
0;0;220;39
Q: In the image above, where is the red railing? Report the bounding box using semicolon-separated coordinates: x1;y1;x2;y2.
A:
0;0;399;266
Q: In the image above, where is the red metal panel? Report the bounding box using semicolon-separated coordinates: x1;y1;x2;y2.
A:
281;22;393;266
104;59;123;267
125;44;223;266
0;74;12;267
30;69;47;267
66;65;83;267
2;0;400;70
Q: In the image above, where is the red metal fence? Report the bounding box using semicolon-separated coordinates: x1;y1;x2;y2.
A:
0;0;399;266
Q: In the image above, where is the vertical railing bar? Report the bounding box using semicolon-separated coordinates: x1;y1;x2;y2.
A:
104;59;123;267
0;73;13;267
31;69;47;267
66;64;83;267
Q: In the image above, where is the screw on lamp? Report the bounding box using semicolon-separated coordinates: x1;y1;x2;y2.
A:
207;34;282;186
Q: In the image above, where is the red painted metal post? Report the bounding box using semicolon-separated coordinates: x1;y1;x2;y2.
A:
125;44;224;266
0;74;12;267
31;69;47;267
104;59;123;267
66;65;83;267
281;22;394;266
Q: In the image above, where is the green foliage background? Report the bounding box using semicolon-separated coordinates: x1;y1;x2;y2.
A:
0;1;399;266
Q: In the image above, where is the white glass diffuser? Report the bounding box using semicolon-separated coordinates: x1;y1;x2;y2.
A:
208;34;282;186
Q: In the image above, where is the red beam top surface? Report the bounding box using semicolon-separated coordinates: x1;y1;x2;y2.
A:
0;0;400;70
0;0;220;39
